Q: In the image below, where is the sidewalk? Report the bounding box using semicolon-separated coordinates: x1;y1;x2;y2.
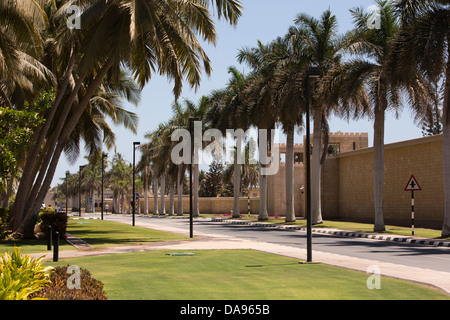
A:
35;214;450;295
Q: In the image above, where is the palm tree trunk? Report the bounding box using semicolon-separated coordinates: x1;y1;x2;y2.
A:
177;165;184;216
311;111;323;224
144;168;149;214
153;178;159;215
160;173;166;215
285;127;295;222
17;140;66;238
169;180;175;216
10;55;76;228
373;105;386;232
15;58;114;237
233;138;242;218
258;129;269;221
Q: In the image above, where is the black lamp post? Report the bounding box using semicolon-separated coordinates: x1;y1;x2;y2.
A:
133;142;140;226
79;165;86;217
189;118;199;239
305;67;321;263
65;171;70;214
101;153;107;220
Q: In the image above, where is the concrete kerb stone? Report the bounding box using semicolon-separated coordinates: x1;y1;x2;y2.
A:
210;217;450;247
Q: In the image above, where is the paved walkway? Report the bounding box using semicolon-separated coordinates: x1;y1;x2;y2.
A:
34;215;450;296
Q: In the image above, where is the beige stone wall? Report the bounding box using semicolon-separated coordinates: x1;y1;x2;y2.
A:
138;196;260;215
337;135;444;228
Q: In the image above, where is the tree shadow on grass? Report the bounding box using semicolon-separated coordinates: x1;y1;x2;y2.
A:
66;223;187;247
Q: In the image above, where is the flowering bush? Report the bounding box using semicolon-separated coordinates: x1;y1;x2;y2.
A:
30;265;107;300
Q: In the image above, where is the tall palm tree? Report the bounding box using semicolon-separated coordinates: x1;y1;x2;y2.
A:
391;0;450;236
283;9;344;224
11;0;243;238
237;41;278;221
0;0;53;107
13;65;140;235
219;67;249;218
181;96;211;217
268;36;307;223
340;0;433;231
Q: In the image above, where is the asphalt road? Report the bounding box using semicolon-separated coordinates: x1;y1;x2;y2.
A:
106;215;450;274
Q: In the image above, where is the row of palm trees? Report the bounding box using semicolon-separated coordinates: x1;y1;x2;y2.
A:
141;0;450;237
2;0;243;238
56;153;141;214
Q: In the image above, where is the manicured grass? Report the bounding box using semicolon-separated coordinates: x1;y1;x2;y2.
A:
46;249;449;300
204;214;446;239
66;219;189;247
0;218;188;255
0;238;74;255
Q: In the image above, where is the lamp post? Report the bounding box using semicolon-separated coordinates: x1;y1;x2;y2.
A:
189;118;199;239
79;165;86;217
133;142;140;226
65;171;70;214
101;153;107;220
305;67;321;263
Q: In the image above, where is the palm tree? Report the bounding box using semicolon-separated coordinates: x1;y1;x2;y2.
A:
237;41;278;221
107;153;132;214
0;0;53;107
11;0;243;238
391;0;450;236
267;35;307;223
339;0;433;231
13;65;140;235
218;67;249;218
181;97;211;217
281;9;345;224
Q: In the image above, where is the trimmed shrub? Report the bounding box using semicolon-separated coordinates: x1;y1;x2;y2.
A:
30;265;107;300
39;209;68;239
0;247;53;300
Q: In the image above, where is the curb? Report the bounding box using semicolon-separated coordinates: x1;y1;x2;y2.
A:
210;218;450;247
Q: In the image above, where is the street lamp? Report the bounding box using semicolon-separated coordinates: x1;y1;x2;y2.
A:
133;142;141;226
101;153;107;220
65;171;70;214
189;118;199;239
79;165;87;217
305;67;321;263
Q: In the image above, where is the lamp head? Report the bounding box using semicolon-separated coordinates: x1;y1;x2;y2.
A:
306;67;321;78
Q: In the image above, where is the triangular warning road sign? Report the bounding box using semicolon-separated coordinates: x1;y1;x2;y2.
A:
405;175;422;191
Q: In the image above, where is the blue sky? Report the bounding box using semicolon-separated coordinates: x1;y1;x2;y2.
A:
52;0;425;187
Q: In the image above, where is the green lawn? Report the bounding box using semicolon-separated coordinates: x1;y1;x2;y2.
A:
0;219;188;255
66;219;189;247
0;238;75;255
46;249;449;300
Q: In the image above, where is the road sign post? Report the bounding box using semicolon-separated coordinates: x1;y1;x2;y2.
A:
404;175;422;236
